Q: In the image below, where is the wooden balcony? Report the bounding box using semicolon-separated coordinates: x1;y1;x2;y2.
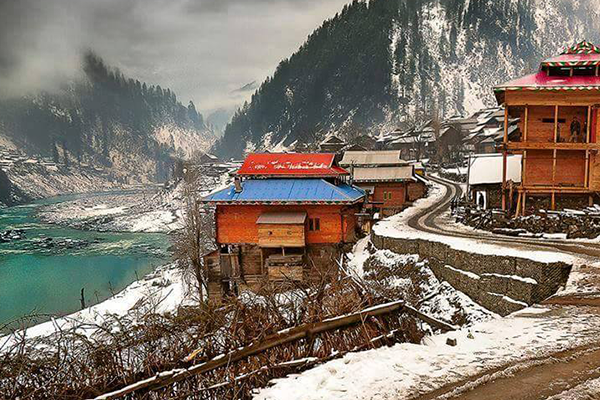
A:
506;142;600;151
517;185;591;194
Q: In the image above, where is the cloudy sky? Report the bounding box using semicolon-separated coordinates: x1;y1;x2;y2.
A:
0;0;350;114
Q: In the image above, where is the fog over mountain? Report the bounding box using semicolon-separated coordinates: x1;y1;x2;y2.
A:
0;0;351;114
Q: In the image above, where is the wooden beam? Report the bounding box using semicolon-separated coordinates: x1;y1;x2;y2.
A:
506;142;600;151
502;150;507;211
524;105;529;141
551;191;556;211
554;105;559;143
515;191;522;218
504;106;509;143
552;148;557;189
522;191;527;215
523;150;527;187
520;186;590;193
585;149;590;189
588;105;592;143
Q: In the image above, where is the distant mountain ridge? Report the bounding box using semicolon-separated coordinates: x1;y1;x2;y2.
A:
214;0;600;159
0;51;215;183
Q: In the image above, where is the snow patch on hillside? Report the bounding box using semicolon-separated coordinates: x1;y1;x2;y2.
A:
154;124;216;159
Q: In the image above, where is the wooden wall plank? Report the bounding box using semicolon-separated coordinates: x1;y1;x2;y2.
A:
216;204;359;245
258;224;305;247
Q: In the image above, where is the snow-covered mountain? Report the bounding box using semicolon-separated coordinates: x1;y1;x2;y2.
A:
214;0;600;159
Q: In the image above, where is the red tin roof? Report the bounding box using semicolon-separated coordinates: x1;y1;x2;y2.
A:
541;52;600;67
495;41;600;93
237;153;350;177
495;72;600;92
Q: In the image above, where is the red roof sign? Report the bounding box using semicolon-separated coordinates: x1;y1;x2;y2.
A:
237;153;349;177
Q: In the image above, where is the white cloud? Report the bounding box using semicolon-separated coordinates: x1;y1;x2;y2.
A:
0;0;351;114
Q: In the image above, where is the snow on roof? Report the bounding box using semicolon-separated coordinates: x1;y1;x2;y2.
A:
468;154;522;186
352;166;415;182
339;150;406;166
237;153;349;177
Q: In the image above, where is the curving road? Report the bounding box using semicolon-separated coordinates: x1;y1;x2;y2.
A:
406;174;600;260
408;175;600;399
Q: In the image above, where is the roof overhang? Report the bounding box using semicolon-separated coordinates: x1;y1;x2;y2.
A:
257;212;307;224
204;199;363;205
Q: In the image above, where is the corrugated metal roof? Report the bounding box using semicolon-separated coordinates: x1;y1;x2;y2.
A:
352;166;415;182
257;212;307;224
237;153;349;177
468;154;522;185
202;179;365;204
340;151;407;166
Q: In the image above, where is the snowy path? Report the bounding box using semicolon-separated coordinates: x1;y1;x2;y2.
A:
256;175;600;399
255;306;600;400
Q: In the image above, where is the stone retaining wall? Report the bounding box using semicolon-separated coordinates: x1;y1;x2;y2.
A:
371;232;572;316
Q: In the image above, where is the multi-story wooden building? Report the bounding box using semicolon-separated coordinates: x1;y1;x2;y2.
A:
495;41;600;214
339;150;427;217
201;153;365;300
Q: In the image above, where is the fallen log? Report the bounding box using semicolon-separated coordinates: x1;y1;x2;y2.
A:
92;300;456;399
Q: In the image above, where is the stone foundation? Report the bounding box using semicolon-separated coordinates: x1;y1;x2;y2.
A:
371;232;572;316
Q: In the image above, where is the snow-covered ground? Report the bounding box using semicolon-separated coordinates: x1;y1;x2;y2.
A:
373;180;588;265
255;305;600;400
348;241;496;328
39;165;235;233
252;178;600;400
40;187;185;233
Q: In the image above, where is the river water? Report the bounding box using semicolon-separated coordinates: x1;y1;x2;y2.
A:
0;193;171;328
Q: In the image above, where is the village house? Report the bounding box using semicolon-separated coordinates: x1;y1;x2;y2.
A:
339;150;427;218
201;153;365;301
495;41;600;214
467;153;522;210
319;135;346;153
436;123;463;162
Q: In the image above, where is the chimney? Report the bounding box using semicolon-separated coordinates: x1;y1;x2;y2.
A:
234;176;243;193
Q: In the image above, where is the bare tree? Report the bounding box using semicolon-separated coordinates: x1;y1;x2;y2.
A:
175;182;215;301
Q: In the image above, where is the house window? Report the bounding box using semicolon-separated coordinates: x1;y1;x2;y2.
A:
383;191;392;200
309;218;320;231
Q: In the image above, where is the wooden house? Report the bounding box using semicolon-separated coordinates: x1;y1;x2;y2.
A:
495;41;600;213
201;153;364;301
339;150;427;217
436;124;463;162
198;152;220;165
319;135;346;153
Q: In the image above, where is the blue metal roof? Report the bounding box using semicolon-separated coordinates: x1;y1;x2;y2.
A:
202;179;365;204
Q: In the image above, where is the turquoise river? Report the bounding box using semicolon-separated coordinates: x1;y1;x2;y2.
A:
0;193;171;329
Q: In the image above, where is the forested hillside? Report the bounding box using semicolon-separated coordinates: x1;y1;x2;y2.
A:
214;0;600;159
0;51;214;182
